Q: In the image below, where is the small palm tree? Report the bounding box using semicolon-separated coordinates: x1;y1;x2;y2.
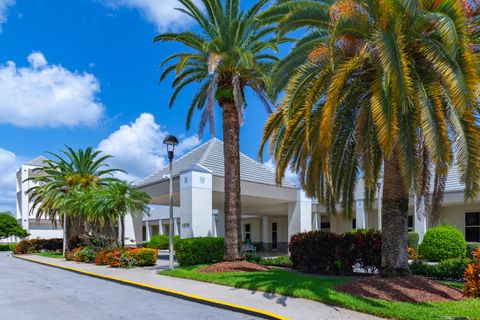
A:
88;181;151;247
261;0;480;276
155;0;277;260
28;146;122;239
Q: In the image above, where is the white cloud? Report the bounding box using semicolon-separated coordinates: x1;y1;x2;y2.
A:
263;158;299;186
0;148;21;212
0;0;15;33
0;52;104;127
97;0;200;32
98;113;200;181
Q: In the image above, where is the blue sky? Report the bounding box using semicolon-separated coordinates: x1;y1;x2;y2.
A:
0;0;283;211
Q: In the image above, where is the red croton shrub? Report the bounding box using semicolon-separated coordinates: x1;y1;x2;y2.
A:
100;248;158;268
464;248;480;298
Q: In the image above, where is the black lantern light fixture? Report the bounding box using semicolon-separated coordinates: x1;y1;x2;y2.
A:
163;135;179;162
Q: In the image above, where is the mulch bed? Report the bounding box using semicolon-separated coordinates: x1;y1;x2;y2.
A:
335;275;464;302
197;261;270;273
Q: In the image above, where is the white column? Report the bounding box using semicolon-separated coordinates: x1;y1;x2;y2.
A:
312;211;321;230
262;215;270;250
355;200;367;229
414;195;428;243
123;213;143;247
180;166;213;238
145;220;151;241
288;189;312;241
377;183;382;230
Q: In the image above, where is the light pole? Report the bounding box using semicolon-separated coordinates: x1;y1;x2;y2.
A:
60;185;69;257
163;134;178;270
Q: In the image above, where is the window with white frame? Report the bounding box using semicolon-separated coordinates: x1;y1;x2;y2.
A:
244;223;251;241
465;212;480;242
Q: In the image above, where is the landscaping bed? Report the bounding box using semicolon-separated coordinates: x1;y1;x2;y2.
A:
198;261;270;273
160;266;480;320
335;275;463;302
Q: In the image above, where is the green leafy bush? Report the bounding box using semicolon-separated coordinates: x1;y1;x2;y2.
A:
245;253;262;263
418;225;466;262
408;232;419;250
75;246;96;262
175;237;224;267
467;242;480;259
261;256;292;268
411;258;474;281
0;244;12;251
145;235;180;250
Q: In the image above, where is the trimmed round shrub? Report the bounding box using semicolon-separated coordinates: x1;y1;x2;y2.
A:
145;235;180;250
418;225;467;262
174;237;224;267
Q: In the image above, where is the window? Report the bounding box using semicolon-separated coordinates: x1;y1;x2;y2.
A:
199;176;206;184
408;216;413;232
272;222;277;249
352;218;357;230
245;224;251;241
183;177;188;184
466;212;480;242
320;222;331;231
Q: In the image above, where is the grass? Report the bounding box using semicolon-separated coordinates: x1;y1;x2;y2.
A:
32;252;64;259
160;266;479;320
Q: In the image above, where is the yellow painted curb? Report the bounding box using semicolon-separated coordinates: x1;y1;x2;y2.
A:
14;255;289;320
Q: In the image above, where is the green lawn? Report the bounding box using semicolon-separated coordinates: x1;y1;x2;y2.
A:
160;266;479;320
32;252;64;259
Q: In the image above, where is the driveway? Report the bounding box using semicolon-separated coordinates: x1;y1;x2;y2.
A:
0;252;261;320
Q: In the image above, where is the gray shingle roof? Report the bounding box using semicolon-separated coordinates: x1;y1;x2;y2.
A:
25;156;48;167
136;138;296;188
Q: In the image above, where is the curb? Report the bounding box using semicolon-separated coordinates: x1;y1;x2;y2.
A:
14;255;288;320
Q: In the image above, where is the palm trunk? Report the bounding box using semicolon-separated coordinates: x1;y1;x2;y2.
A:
381;152;411;277
121;216;125;248
221;101;242;261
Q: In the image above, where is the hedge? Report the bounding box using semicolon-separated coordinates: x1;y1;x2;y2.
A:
145;235;180;250
0;244;13;251
175;237;224;267
289;229;381;275
14;238;63;254
411;258;474;281
103;248;158;268
418;225;466;262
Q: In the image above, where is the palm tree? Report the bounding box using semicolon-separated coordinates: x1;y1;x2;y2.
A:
154;0;277;260
28;146;122;240
87;181;151;247
261;0;480;276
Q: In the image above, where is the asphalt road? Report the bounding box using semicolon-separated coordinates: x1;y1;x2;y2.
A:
0;252;262;320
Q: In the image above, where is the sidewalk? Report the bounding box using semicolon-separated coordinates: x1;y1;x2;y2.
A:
17;254;383;320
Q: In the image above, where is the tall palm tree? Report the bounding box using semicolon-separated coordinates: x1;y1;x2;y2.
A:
87;181;151;247
261;0;480;276
154;0;277;260
28;146;122;240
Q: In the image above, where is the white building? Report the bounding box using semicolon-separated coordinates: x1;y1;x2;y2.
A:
137;138;312;252
137;138;480;249
16;156;63;240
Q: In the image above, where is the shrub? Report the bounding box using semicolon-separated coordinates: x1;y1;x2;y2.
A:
245;253;262;264
78;234;119;251
289;229;381;275
175;237;224;267
14;238;63;254
95;249;115;265
353;229;382;274
0;244;11;251
464;248;480;297
125;248;158;266
408;247;418;260
65;247;81;261
74;246;96;262
467;242;480;259
411;258;474;281
408;232;419;251
418;225;466;262
145;235;180;250
261;256;292;268
290;231;338;273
